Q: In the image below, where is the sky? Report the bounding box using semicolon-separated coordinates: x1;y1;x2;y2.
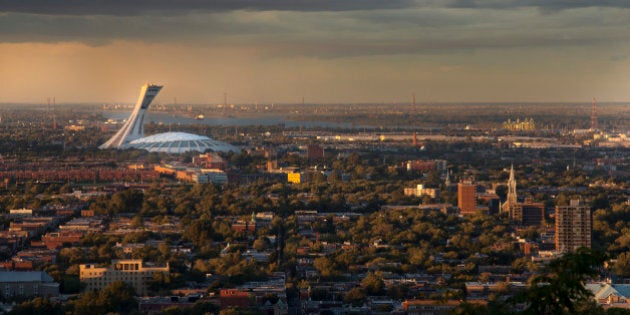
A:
1;1;630;104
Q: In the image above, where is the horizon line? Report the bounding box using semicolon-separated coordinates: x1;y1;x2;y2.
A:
0;101;628;106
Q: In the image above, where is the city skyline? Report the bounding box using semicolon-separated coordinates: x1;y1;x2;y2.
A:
2;1;630;104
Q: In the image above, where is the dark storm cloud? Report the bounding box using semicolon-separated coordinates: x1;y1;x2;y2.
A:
447;0;630;11
1;0;629;59
0;0;415;15
4;0;630;16
261;34;612;59
0;13;284;44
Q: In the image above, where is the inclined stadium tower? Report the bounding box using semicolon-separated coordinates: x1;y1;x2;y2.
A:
99;83;163;149
99;84;237;154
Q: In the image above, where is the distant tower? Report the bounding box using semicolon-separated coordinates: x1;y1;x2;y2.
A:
444;170;451;187
99;84;163;149
412;93;416;114
52;97;57;130
591;97;598;131
46;97;51;129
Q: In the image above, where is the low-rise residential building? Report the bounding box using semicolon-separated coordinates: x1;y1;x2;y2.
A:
193;169;228;184
138;295;198;314
465;281;527;299
404;184;440;199
8;208;33;218
41;230;84;249
0;271;59;300
59;217;104;233
586;283;630;308
220;289;251;308
402;299;486;315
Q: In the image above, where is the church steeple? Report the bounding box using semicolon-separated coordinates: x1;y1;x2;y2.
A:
504;164;518;214
445;170;451;187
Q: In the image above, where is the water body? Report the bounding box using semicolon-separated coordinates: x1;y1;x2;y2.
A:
101;111;354;128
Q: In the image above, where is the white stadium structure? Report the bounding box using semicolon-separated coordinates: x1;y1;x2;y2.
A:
100;84;237;154
126;132;237;154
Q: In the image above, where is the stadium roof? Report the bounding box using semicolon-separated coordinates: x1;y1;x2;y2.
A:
125;132;237;154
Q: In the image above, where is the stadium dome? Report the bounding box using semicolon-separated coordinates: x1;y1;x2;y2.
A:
125;132;238;154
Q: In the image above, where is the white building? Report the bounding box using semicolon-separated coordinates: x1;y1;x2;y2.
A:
403;184;440;199
9;208;33;217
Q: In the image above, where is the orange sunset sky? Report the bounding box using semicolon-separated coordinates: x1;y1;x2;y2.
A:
1;1;630;104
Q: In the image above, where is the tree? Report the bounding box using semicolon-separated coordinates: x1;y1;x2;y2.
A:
313;257;340;279
387;283;410;299
450;302;492;315
344;287;367;306
7;298;63;315
361;271;385;295
183;218;214;248
100;281;137;313
511;248;606;314
72;290;104;315
614;252;630;277
495;185;507;202
71;281;138;315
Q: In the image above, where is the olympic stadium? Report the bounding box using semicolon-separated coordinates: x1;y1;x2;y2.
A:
100;84;237;154
124;132;237;154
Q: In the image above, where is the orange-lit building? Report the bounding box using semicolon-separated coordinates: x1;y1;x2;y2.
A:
458;180;476;215
220;289;251;308
41;231;84;250
193;153;227;170
306;144;324;160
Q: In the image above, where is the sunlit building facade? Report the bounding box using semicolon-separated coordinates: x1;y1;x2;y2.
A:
458;180;476;215
80;259;169;296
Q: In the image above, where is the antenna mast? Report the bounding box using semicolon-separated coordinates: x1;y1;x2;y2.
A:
52;97;57;130
591;97;598;131
412;93;416;114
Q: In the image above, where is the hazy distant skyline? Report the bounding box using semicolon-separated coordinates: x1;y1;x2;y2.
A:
2;1;630;104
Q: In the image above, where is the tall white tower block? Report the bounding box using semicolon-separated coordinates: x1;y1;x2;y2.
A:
100;84;163;149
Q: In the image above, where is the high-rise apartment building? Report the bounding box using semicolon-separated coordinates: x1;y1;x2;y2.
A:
555;199;591;253
458;180;476;215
